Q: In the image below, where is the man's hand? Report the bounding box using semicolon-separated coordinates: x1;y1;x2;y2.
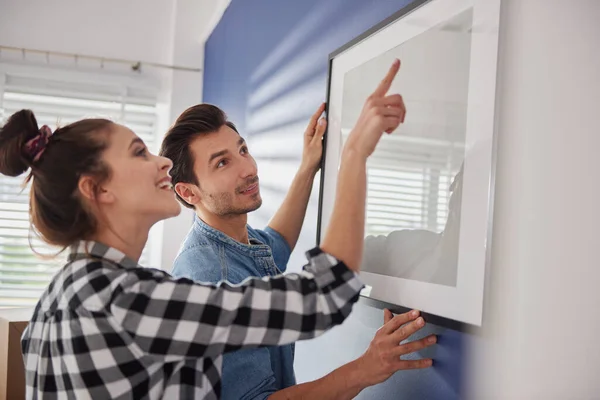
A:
301;102;327;174
267;103;326;250
344;59;406;159
357;309;436;386
268;309;435;400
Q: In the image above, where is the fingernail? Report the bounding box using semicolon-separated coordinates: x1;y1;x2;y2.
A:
428;336;436;344
394;59;400;65
417;317;424;327
410;310;419;317
319;118;326;126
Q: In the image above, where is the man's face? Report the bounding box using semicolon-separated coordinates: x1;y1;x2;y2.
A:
189;125;262;217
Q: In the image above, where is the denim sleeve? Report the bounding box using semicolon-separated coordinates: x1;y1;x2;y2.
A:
254;227;292;272
220;350;278;400
171;245;222;284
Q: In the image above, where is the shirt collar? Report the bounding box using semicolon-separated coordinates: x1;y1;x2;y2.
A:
193;215;271;255
68;240;139;269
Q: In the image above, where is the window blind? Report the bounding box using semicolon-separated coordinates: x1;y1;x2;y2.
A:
364;137;464;237
0;72;160;308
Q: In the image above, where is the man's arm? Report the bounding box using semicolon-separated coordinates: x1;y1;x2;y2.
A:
267;103;327;251
268;357;368;400
269;309;435;400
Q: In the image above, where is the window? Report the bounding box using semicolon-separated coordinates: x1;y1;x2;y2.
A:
0;69;162;308
365;136;464;237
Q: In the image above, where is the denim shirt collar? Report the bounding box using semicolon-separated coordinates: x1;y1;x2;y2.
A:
193;215;273;257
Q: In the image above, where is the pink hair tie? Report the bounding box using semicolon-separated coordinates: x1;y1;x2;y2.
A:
24;125;53;163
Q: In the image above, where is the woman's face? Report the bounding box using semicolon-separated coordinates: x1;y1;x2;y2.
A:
97;124;181;227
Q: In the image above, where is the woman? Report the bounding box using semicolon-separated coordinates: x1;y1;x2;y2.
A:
1;61;409;399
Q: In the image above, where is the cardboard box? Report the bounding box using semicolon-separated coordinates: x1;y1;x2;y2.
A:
0;308;33;400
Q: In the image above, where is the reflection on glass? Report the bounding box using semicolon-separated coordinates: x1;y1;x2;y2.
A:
340;9;473;287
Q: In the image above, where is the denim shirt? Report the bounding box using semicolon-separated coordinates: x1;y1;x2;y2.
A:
171;216;295;400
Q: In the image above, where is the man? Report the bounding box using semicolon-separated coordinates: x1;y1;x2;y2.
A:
160;98;435;399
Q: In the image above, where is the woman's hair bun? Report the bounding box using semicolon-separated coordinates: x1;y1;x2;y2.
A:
0;109;40;177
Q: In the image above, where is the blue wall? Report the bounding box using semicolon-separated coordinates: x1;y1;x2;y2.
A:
204;1;467;398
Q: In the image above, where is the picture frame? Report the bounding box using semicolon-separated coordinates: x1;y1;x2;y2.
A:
317;0;501;330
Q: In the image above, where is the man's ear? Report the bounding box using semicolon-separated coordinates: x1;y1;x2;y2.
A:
78;176;115;205
175;182;201;207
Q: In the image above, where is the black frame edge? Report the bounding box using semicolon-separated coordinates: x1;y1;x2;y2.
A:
358;296;477;334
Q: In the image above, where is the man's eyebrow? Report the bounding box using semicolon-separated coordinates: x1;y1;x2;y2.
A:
208;149;229;164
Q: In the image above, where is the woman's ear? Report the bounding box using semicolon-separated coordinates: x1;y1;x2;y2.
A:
78;176;114;204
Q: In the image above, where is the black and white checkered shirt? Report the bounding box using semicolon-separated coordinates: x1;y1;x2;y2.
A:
21;241;363;399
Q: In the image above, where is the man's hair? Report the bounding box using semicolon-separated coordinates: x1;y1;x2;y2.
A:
159;104;238;209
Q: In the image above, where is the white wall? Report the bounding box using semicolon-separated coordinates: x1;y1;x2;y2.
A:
0;0;228;104
468;1;600;398
0;0;231;269
159;0;231;270
0;0;176;65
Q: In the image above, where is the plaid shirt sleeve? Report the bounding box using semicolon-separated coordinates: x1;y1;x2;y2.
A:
110;247;363;361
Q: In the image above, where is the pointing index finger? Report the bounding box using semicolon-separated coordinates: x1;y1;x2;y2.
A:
373;59;401;98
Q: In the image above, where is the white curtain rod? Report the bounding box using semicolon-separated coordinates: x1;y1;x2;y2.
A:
0;45;202;73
